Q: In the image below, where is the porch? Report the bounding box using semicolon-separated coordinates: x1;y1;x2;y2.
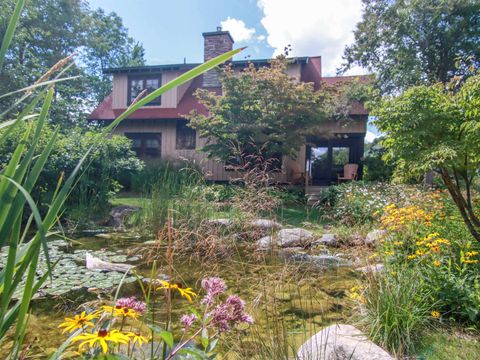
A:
304;133;365;187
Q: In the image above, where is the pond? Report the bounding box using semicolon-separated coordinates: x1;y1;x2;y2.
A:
2;231;361;359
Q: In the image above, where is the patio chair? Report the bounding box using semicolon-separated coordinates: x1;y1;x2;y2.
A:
337;163;358;183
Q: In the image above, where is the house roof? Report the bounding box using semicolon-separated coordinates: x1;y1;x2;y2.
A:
103;57;310;74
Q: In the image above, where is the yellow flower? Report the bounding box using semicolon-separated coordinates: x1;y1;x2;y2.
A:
58;311;98;333
407;254;417;260
465;251;479;257
157;280;197;302
431;311;441;318
127;332;149;347
461;259;479;264
102;305;139;319
72;329;130;354
384;251;394;256
433;260;441;267
393;241;403;246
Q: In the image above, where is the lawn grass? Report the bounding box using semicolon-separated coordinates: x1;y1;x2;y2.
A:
110;194;146;208
273;205;322;228
417;330;480;360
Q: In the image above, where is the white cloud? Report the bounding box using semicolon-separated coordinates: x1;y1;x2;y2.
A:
257;0;366;76
365;131;378;143
220;17;256;42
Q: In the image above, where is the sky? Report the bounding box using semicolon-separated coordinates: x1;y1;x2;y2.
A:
87;0;378;140
87;0;367;76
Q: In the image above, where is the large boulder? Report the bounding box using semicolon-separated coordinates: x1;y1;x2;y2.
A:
256;235;275;250
277;228;314;247
364;230;386;246
208;218;233;227
312;233;338;247
250;218;282;230
297;324;393;360
108;205;139;232
356;263;384;274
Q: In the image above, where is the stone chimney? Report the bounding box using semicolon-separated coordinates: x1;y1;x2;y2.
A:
202;26;234;87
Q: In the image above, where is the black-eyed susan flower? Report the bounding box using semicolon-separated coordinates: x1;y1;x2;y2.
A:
157;280;197;302
431;311;441;318
127;332;149;347
58;310;99;333
72;329;130;354
101;305;139;319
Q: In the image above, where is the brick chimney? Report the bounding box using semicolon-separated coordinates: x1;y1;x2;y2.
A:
202;26;234;87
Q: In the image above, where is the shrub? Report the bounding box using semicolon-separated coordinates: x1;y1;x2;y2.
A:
376;195;480;325
0;122;143;216
319;182;434;226
357;268;433;357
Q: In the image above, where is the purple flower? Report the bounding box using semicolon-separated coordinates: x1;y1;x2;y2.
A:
180;313;198;332
116;297;146;314
208;295;254;332
201;277;227;305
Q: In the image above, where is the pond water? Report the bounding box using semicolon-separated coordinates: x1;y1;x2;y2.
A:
5;232;361;359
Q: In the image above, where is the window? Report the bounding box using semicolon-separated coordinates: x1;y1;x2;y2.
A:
125;133;161;158
176;120;196;150
332;147;350;166
128;75;161;106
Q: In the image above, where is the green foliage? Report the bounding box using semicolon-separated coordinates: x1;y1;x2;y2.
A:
363;137;394;182
342;0;480;93
373;74;480;241
360;268;433;356
0;0;145;126
0;121;144;215
318;182;429;226
186;56;332;164
129;160;203;194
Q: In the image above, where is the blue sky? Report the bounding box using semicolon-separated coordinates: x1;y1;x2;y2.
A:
88;0;271;64
87;0;367;75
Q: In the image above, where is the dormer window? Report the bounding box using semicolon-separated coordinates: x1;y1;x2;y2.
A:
128;75;162;106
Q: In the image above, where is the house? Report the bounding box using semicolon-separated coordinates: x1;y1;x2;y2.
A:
89;28;369;188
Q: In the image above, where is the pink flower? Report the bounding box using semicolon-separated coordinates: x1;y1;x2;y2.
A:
201;277;227;305
180;313;198;331
116;297;146;314
208;295;253;332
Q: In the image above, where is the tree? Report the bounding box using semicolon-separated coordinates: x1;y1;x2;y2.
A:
186;56;333;169
373;74;480;241
342;0;480;93
0;0;145;126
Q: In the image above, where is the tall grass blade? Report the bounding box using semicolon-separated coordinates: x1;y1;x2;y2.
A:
0;0;26;71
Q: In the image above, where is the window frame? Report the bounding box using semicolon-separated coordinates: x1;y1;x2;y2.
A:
125;132;162;158
175;120;196;150
127;74;162;106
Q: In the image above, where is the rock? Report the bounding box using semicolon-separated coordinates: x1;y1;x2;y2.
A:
313;233;337;247
86;252;134;272
279;250;348;269
365;229;386;246
356;263;384;274
256;236;275;250
297;324;393;360
208;218;233;227
108;205;139;232
250;219;282;230
277;228;314;247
